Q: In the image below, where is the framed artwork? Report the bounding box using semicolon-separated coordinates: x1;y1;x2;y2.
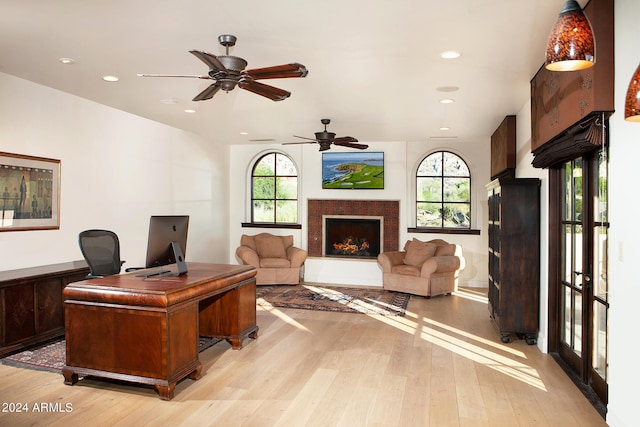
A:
1;152;60;231
322;151;384;189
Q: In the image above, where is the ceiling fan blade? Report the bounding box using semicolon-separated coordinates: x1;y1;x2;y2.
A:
244;63;309;80
238;80;290;101
334;140;369;150
292;135;318;141
189;50;227;72
192;82;222;101
137;73;211;79
282;141;317;145
333;136;360;144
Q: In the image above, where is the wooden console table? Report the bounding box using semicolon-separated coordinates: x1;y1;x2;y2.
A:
61;262;258;400
0;260;89;358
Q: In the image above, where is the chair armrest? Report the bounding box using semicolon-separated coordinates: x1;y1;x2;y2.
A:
236;246;260;268
420;256;461;277
377;251;406;272
287;247;308;268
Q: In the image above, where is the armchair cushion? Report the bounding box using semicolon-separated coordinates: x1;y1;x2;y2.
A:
403;238;437;266
254;233;287;259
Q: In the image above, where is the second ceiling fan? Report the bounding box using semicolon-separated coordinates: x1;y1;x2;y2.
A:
283;119;368;151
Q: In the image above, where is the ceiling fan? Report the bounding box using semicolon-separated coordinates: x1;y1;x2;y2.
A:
283;119;368;151
137;34;308;102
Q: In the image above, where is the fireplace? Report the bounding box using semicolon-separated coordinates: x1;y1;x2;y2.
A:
323;216;382;259
307;199;399;258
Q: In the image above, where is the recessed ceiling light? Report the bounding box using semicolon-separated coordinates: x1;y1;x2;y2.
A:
184;109;196;114
440;127;451;131
436;86;459;93
102;75;119;82
59;57;75;65
441;51;461;59
439;98;455;104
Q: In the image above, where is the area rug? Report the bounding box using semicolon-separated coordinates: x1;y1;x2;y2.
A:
1;336;221;374
256;284;410;316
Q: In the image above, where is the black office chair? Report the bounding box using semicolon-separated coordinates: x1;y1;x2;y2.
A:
78;229;124;278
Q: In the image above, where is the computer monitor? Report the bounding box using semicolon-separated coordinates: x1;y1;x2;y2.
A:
144;215;189;275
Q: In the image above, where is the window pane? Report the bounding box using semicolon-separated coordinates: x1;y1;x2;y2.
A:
417;153;442;176
276;177;297;199
592;300;608;380
417;202;442;227
444;152;470;176
253;200;275;222
417;177;441;202
443;177;470;202
563;224;573;283
253;177;274;199
254;154;275;176
276;200;298;223
276;154;296;176
444;203;470;227
596;149;608;223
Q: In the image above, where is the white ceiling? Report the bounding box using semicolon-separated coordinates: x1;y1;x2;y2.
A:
0;0;576;147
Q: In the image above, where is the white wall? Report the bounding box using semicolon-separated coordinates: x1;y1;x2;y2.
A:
0;73;229;271
229;138;490;287
607;0;640;425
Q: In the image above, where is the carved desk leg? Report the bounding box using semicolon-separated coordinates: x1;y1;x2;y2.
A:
62;369;78;385
155;383;176;401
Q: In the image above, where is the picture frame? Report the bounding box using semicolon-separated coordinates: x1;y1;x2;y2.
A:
1;152;61;231
322;151;384;189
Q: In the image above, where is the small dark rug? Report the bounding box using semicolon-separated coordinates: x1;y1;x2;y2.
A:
1;336;221;374
256;284;410;316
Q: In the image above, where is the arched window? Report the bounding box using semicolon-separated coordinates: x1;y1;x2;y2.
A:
251;152;298;224
416;151;471;229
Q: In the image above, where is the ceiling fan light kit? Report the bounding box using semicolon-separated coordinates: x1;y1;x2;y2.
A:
545;0;595;71
138;34;308;102
283;119;368;151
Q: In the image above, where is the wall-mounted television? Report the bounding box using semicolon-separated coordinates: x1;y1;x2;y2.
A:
321;151;384;189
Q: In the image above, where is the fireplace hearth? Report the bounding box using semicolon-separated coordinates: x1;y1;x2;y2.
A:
324;216;382;258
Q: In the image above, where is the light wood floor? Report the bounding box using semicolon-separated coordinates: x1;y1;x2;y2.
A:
0;287;607;427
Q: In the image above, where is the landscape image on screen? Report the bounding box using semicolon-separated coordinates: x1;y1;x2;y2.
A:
322;152;384;189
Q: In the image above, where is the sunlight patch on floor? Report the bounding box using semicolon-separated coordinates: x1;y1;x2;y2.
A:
258;305;311;332
419;323;545;390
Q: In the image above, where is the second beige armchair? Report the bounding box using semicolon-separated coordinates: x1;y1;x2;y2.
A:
236;233;307;285
377;238;464;298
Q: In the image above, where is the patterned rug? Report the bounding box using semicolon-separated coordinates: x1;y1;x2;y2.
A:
256;284;410;316
1;336;221;374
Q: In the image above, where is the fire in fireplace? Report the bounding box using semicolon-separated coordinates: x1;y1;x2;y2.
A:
324;216;382;259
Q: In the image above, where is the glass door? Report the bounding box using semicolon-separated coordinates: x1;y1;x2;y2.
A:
559;147;608;406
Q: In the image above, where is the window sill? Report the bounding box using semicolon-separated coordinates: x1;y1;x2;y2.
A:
241;223;302;230
407;227;481;235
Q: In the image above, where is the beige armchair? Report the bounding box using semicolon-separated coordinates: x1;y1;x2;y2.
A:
236;233;307;285
377;238;465;298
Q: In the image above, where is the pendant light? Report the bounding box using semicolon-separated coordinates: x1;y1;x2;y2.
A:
545;0;595;71
624;63;640;122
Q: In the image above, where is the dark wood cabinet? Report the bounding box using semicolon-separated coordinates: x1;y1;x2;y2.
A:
491;115;516;180
0;260;89;357
487;178;540;344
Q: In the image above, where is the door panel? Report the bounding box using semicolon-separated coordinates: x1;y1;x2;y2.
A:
557;147;608;406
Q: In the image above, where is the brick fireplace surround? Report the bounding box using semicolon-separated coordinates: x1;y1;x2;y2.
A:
307;199;400;257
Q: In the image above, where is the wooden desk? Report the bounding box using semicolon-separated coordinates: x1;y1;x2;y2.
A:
61;262;258;400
